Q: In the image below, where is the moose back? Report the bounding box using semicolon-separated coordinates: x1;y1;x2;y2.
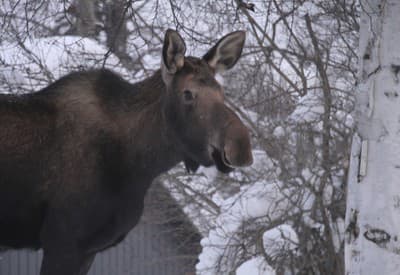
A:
0;29;252;275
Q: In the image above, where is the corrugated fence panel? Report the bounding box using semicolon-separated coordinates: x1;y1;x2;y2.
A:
0;250;42;275
1;221;196;275
0;183;200;275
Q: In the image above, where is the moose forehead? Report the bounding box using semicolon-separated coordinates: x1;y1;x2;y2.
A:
175;56;221;90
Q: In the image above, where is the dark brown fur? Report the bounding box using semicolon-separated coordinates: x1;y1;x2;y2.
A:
0;30;252;275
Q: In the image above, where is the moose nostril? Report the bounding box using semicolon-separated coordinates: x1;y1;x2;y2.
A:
224;139;253;167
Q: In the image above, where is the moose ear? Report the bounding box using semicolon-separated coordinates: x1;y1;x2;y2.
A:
203;31;245;73
161;29;186;83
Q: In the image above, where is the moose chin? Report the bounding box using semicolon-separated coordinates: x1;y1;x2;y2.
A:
0;29;252;275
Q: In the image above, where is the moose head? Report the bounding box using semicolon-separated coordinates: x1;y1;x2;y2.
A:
160;29;253;173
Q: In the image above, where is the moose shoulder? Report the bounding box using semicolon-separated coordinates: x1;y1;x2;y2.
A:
0;30;253;275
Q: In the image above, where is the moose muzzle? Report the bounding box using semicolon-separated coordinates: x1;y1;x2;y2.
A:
222;120;253;168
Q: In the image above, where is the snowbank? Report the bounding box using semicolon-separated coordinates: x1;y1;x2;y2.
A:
236;257;276;275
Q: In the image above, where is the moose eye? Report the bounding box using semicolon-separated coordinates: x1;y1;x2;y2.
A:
183;90;195;103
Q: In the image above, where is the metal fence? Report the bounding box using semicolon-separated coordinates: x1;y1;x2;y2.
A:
0;183;200;275
0;219;198;275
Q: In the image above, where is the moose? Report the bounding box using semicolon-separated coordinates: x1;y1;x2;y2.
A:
0;29;252;275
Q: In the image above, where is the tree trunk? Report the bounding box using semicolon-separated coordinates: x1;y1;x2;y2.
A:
345;0;400;274
105;0;128;55
76;0;97;37
104;0;140;72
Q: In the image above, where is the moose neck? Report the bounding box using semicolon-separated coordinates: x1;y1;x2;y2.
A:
123;70;183;181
